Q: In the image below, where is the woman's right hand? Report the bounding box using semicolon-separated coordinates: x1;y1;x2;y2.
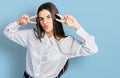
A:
17;14;37;25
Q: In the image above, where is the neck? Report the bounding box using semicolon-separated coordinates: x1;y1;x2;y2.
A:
46;32;53;38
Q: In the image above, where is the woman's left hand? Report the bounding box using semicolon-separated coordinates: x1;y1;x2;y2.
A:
56;14;80;30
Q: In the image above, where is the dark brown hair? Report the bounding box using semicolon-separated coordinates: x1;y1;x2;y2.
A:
34;2;69;78
35;2;66;40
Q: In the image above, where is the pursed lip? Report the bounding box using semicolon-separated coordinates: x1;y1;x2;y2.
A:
43;25;49;29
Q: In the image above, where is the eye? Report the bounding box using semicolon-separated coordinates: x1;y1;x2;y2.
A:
47;15;52;18
38;17;44;21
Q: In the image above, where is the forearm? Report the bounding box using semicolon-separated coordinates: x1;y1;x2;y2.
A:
3;21;31;47
76;26;98;55
3;21;20;37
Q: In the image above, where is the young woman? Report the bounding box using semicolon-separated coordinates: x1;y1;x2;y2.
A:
3;2;98;78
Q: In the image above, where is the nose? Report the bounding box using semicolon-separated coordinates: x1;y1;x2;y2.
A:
43;18;48;24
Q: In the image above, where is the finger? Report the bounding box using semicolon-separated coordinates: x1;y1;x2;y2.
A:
24;15;29;18
56;14;64;19
22;14;29;18
20;19;28;25
28;21;37;24
29;15;37;19
56;19;64;23
64;15;68;20
64;15;69;24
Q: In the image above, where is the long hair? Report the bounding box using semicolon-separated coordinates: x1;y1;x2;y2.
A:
34;2;69;78
35;2;66;40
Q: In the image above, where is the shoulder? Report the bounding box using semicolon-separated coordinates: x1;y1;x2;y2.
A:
60;36;74;44
27;28;38;39
62;36;74;41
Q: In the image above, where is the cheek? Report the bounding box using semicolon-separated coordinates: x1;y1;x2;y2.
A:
50;22;53;27
50;21;54;28
50;19;53;24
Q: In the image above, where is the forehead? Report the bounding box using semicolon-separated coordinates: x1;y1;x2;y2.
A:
38;9;51;17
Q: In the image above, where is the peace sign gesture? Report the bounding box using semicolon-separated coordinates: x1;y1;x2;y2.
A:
56;14;80;30
17;14;37;25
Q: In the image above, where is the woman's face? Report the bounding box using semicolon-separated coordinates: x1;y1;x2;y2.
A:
38;9;53;34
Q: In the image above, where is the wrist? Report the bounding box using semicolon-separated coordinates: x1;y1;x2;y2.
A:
16;20;21;25
74;24;80;30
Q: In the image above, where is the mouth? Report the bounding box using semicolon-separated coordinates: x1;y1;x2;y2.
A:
43;25;49;29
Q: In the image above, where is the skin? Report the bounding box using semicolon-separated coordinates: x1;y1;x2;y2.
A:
17;10;80;37
38;9;54;37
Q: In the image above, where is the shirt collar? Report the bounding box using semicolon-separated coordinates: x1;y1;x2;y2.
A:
41;34;56;45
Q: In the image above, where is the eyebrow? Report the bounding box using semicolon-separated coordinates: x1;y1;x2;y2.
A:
39;14;51;18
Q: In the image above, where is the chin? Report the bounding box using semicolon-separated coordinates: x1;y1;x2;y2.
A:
45;29;53;33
